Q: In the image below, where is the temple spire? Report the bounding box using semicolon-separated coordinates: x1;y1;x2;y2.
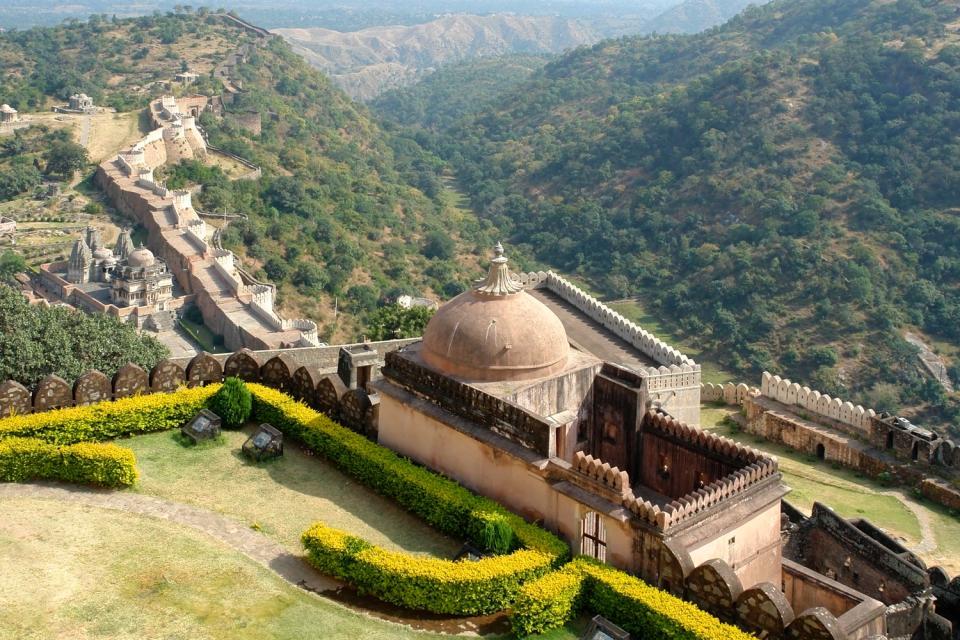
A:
475;241;523;296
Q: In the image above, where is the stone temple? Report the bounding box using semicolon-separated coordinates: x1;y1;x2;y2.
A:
371;243;955;640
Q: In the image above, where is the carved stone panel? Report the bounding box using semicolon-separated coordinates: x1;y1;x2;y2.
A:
291;366;317;404
73;370;112;405
224;349;260;382
316;374;347;417
260;356;294;391
186;352;223;387
33;375;73;412
0;380;31;417
340;388;372;434
151;359;186;392
113;363;149;398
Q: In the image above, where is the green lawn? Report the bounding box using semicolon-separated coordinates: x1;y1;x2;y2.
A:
700;405;960;572
124;426;460;557
608;300;737;385
0;497;582;640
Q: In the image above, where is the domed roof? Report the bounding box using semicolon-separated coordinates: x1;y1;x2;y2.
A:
421;243;569;382
127;245;156;268
92;247;112;260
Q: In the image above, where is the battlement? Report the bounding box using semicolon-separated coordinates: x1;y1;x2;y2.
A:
542;272;697;368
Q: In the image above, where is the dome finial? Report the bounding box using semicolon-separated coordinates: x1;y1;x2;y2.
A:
476;241;523;296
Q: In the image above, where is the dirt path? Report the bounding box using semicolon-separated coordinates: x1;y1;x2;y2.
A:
882;488;937;554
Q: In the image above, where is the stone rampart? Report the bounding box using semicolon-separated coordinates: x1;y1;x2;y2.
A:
381;350;558;457
541;272;697;369
760;373;875;436
94;91;317;350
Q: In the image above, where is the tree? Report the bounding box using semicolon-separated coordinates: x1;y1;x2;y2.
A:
43;141;88;178
365;305;435;340
209;377;252;428
422;230;455;260
0;284;168;386
0;251;27;282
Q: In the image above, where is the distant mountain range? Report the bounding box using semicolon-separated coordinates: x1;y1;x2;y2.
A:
643;0;772;34
274;14;600;101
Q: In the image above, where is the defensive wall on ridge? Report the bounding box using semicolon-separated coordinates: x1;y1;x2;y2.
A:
93;45;318;351
701;374;960;514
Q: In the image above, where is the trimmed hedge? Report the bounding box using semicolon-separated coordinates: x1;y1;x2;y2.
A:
302;523;553;615
0;385;220;444
248;384;569;561
510;561;587;636
0;437;138;487
510;558;755;640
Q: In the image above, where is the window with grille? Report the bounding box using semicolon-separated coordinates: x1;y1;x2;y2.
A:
580;511;607;562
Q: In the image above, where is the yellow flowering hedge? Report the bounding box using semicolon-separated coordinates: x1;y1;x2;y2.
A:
0;384;220;445
248;384;569;560
302;523;554;615
510;557;755;640
0;437;138;487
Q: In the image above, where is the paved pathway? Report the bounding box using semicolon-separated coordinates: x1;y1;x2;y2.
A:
529;288;658;369
79;113;92;147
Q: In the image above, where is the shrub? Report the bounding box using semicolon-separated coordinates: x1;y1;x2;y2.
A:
510;562;587;636
209;377;252;428
0;437;138;487
0;384;219;444
248;384;569;561
510;558;755;640
482;516;514;555
302;523;553;615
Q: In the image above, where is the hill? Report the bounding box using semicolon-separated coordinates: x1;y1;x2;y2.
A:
643;0;773;34
0;11;478;343
273;14;599;100
408;0;960;430
372;54;550;131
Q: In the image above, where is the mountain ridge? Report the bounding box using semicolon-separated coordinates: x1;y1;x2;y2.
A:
274;13;600;100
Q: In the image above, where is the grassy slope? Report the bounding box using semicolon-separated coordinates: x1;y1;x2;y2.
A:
124;426;460;557
0;497;450;640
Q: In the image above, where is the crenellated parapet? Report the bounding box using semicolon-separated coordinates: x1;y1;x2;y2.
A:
760;372;876;435
702;381;757;406
571;451;631;497
541;271;697;368
621;412;779;532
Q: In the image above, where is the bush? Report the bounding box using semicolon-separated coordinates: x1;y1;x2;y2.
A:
0;437;138;487
0;384;219;444
302;523;553;615
248;384;569;561
510;563;587;636
510;558;756;640
209;377;252;428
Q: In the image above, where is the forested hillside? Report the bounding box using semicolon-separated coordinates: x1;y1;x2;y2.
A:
0;12;478;342
372;54;550;131
405;0;960;428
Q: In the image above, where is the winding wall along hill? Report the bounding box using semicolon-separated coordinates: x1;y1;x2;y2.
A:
415;0;960;430
273;14;599;100
0;12;477;344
